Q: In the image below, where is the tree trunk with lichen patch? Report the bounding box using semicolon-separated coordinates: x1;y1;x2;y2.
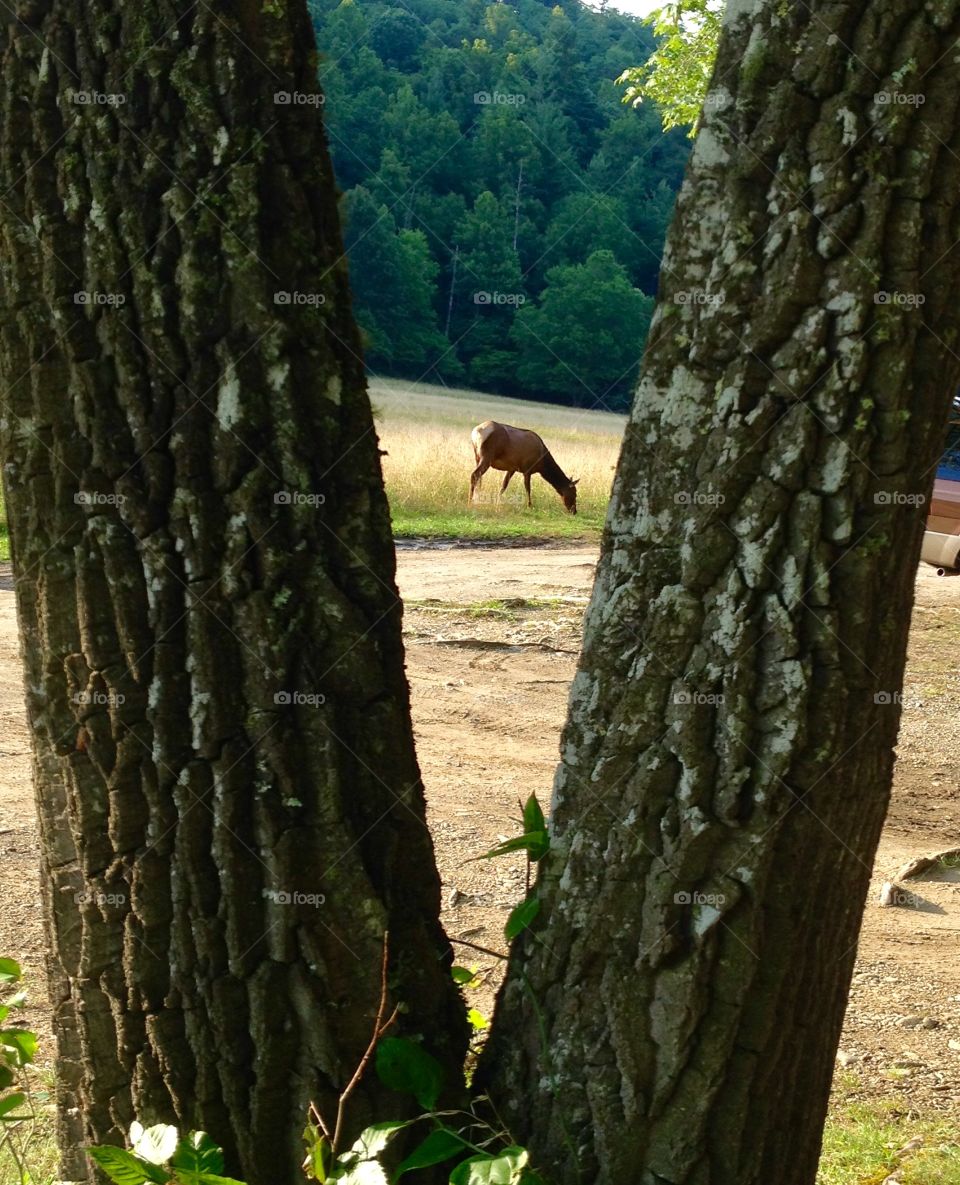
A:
0;3;465;1182
479;1;960;1182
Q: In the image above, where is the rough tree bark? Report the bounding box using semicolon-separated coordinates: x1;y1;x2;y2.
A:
480;1;960;1182
0;3;464;1182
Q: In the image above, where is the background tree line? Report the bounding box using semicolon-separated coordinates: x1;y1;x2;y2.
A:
308;0;690;409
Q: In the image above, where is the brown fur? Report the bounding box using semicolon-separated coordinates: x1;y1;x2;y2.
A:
469;420;578;513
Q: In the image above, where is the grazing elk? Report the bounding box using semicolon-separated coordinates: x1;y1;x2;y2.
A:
469;420;578;513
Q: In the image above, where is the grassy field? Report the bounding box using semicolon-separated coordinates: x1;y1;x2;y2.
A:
0;383;621;555
370;377;625;539
818;1097;960;1184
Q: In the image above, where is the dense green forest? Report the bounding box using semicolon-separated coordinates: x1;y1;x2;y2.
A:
308;0;689;409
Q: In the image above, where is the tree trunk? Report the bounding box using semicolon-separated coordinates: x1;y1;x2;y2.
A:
479;2;960;1182
0;4;465;1182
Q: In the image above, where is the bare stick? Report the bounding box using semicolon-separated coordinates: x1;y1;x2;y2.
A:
309;1099;332;1143
332;931;400;1154
450;936;508;960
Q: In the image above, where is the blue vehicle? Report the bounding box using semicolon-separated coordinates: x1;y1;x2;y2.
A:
921;398;960;570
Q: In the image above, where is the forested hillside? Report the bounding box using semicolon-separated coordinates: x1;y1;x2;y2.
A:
308;0;689;409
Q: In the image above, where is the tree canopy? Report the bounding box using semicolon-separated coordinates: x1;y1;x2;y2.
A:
308;0;691;409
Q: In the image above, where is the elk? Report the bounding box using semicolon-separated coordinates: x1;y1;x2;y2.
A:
469;420;578;513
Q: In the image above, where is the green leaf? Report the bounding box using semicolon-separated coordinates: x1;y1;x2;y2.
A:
334;1162;389;1185
130;1122;179;1165
474;832;548;863
170;1131;225;1176
178;1176;246;1185
0;959;21;984
0;1028;38;1066
88;1145;168;1185
0;1065;13;1089
504;897;540;941
0;1091;26;1119
350;1121;410;1159
375;1036;444;1110
303;1121;332;1183
449;1147;528;1185
450;966;477;987
393;1127;468;1180
466;1008;489;1031
522;794;544;837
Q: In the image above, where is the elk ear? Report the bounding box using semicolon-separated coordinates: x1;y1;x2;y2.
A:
571;477;580;485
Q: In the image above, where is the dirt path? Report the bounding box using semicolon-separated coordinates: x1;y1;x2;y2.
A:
1;549;958;1112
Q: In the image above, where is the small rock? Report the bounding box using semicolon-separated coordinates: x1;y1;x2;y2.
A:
948;1039;960;1052
895;1136;923;1156
836;1049;857;1067
899;1016;924;1028
921;1017;940;1030
447;888;464;908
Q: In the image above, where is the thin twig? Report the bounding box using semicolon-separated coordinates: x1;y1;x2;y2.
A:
331;931;400;1154
450;937;508;960
309;1099;332;1144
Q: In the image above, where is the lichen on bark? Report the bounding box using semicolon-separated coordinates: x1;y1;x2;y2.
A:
479;1;960;1183
0;3;465;1181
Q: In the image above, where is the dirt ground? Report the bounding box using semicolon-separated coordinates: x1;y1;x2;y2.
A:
1;547;958;1115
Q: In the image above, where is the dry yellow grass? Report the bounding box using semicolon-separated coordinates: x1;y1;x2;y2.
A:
369;377;626;537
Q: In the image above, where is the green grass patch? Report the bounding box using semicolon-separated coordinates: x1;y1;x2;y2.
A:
391;505;604;541
0;1097;58;1185
373;377;621;541
406;596;571;619
818;1099;960;1185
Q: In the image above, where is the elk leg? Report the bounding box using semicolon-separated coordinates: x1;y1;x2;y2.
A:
470;460;490;503
499;471;515;499
523;472;532;508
